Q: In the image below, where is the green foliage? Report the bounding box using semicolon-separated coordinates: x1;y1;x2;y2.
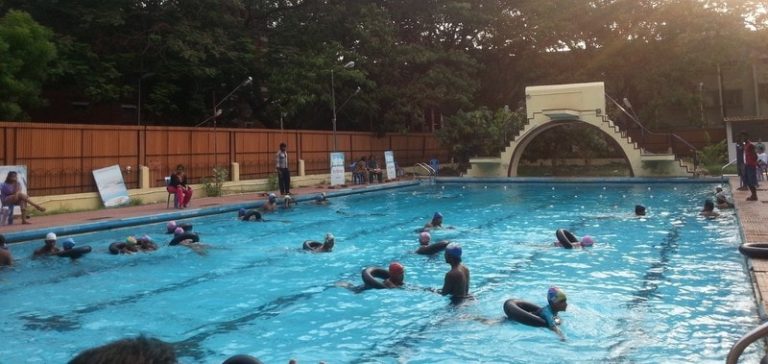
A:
0;10;56;120
436;107;524;170
697;140;728;175
202;166;229;197
522;124;621;165
267;173;278;191
128;197;143;206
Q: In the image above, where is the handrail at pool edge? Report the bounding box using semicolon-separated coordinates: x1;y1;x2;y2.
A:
725;321;768;364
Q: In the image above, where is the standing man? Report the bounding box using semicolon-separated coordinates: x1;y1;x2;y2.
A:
275;142;291;195
439;243;471;304
741;131;759;201
736;137;746;190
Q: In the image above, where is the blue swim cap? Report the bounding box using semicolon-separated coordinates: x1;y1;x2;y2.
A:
434;212;443;219
445;243;462;258
62;238;75;250
238;208;246;217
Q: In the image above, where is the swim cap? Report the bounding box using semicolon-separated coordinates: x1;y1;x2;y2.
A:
268;193;277;202
167;221;177;231
716;185;723;192
174;227;184;235
285;195;293;202
445;243;462;258
238;208;246;217
126;236;137;246
325;233;335;242
547;286;567;304
635;205;646;215
389;262;404;275
62;238;75;250
45;232;57;241
433;212;443;220
580;235;594;247
141;234;152;242
419;232;431;244
315;194;323;201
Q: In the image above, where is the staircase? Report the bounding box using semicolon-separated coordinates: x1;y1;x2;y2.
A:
466;82;697;177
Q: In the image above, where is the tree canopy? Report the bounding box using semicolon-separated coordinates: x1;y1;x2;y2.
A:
0;0;764;133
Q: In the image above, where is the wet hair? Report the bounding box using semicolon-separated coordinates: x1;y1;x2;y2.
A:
4;171;17;184
279;142;286;149
222;354;263;364
68;335;177;364
704;199;715;211
635;205;646;216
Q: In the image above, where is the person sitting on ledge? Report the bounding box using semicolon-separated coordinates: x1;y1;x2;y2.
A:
33;232;60;258
168;164;193;209
1;171;46;224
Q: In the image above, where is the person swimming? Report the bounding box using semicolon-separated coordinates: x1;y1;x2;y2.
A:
635;205;646;216
700;199;719;218
262;193;278;212
33;232;60;258
137;235;158;251
238;208;263;221
536;287;568;341
169;227;208;255
425;212;443;229
314;193;329;205
282;195;296;209
439;243;470;303
383;262;405;288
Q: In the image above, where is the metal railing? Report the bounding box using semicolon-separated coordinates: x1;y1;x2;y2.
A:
416;162;437;184
605;94;698;159
726;321;768;364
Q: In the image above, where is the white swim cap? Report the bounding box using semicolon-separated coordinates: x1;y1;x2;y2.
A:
46;232;57;241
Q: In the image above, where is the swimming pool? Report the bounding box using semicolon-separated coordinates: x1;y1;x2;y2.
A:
0;182;762;363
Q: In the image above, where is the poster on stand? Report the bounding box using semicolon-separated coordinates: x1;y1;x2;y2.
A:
0;165;28;215
384;151;397;180
330;152;346;186
92;165;130;207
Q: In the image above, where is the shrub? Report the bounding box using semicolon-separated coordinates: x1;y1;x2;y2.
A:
202;167;229;197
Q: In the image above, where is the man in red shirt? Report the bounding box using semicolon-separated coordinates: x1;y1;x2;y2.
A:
741;131;759;201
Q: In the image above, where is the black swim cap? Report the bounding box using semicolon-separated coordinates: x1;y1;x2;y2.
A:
635;205;646;215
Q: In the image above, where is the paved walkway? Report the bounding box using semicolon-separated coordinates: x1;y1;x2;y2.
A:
0;181;400;238
731;176;768;318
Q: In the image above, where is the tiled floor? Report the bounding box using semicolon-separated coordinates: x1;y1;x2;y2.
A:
729;176;768;318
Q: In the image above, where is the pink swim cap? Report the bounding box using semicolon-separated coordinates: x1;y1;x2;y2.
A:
419;232;431;245
174;227;184;235
167;221;177;232
581;235;594;247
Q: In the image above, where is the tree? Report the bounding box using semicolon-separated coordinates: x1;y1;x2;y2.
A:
0;9;56;120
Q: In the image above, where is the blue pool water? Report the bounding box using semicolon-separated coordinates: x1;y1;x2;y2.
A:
0;182;762;363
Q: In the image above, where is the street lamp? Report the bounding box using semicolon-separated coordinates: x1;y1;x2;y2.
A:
197;76;253;167
137;72;156;125
331;61;355;151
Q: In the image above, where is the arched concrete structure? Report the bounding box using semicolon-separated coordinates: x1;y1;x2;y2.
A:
467;82;692;177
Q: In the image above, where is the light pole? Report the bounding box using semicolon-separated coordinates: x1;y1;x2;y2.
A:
137;73;155;125
196;76;253;167
331;61;355;151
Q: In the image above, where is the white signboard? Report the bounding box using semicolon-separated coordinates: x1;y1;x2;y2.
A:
330;152;346;186
92;165;130;207
0;165;28;215
384;151;397;180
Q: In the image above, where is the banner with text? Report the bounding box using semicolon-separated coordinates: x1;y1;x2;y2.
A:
93;165;130;207
330;152;346;186
384;151;397;180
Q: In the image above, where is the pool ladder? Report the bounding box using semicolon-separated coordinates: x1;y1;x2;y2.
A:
726;321;768;364
416;163;437;185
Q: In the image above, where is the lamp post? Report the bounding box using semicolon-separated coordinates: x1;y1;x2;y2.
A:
331;61;355;151
137;73;155;125
196;76;253;167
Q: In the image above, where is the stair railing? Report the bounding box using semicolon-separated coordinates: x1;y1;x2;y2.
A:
726;321;768;364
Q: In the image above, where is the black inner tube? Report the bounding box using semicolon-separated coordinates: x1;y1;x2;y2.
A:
108;242;126;255
361;267;390;289
241;211;262;221
503;299;547;327
169;232;200;246
739;243;768;259
57;246;92;259
416;241;449;255
556;229;578;249
303;241;323;251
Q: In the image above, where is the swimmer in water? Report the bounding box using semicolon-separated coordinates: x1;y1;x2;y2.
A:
170;227;209;255
383;262;405;288
238;208;264;221
439;243;471;303
262;193;278;212
424;212;443;229
166;221;177;234
282;195;296;209
635;205;646;216
136;235;158;251
554;235;594;248
33;232;60;258
0;234;12;267
699;199;719;218
314;193;330;205
715;186;734;209
537;287;568;341
319;233;335;252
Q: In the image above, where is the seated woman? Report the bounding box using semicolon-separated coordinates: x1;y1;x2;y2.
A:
1;171;46;224
354;157;368;184
367;155;383;183
168;164;193;209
